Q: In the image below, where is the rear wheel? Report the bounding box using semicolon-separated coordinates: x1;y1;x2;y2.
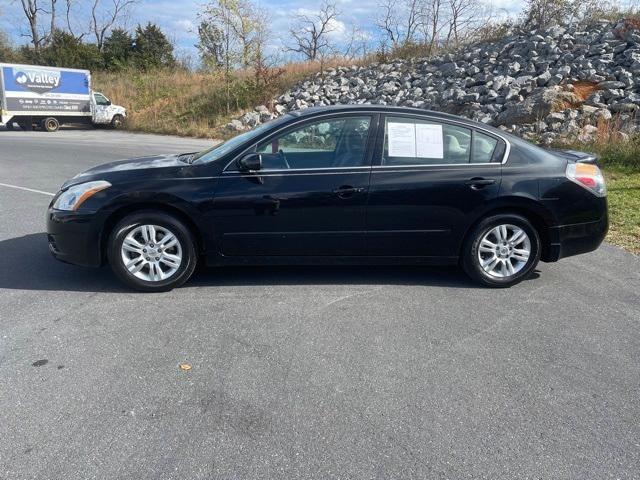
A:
42;117;60;132
108;212;197;292
5;121;14;131
462;214;540;288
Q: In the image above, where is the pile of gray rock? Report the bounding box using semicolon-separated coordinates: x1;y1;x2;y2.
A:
227;18;640;145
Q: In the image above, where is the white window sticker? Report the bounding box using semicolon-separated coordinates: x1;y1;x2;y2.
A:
416;123;444;159
387;122;416;157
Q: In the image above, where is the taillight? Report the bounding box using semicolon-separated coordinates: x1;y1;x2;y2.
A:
566;162;606;197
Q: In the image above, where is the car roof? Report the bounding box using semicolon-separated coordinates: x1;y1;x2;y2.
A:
287;104;507;136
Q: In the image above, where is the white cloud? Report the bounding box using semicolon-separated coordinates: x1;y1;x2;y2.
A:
172;19;197;40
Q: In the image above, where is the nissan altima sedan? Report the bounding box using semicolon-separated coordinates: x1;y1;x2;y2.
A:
47;105;608;291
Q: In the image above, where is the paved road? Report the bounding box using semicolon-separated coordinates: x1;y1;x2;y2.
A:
1;128;639;479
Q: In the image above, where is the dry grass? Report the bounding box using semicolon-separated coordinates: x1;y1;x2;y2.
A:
92;59;369;139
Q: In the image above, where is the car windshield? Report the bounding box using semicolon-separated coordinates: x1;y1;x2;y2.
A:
192;115;292;164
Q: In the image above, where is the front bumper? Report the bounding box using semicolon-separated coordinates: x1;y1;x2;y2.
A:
47;209;104;267
546;213;609;262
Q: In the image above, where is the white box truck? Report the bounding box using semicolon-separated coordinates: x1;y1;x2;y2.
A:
0;63;126;132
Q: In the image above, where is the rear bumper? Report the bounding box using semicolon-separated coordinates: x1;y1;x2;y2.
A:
545;213;609;262
47;209;103;267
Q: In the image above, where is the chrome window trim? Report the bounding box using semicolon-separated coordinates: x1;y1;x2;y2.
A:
371;162;501;169
222;171;370;178
221;165;371;174
222;109;512;172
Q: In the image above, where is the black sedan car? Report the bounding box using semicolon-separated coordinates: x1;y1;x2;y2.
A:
47;105;608;291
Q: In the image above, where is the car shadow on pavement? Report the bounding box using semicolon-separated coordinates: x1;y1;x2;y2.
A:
0;233;539;292
0;233;124;292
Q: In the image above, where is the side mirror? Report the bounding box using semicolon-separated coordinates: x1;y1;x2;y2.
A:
237;153;262;172
106;100;112;106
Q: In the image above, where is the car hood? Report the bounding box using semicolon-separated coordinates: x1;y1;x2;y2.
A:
63;153;188;188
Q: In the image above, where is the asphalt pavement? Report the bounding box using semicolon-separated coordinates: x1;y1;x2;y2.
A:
1;128;639;479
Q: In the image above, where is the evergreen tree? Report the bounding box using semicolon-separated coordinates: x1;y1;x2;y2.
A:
23;30;102;70
132;23;175;70
103;28;135;70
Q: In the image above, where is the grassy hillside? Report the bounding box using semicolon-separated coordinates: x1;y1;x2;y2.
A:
92;61;352;139
605;168;640;254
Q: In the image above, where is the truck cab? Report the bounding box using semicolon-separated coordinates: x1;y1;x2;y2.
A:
91;91;126;128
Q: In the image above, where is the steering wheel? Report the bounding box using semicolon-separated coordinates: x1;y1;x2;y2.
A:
278;149;291;169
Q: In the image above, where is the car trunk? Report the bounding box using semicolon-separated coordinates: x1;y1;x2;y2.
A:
548;149;599;164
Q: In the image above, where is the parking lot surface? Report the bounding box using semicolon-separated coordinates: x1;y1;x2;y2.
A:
1;128;639;479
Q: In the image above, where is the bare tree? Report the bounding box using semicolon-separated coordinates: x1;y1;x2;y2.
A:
286;1;340;61
90;0;137;51
446;0;481;47
63;0;86;39
376;0;420;50
418;0;449;55
20;0;57;50
343;24;371;60
376;0;401;49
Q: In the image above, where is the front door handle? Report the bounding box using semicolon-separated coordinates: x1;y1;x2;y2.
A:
333;185;365;198
465;178;496;190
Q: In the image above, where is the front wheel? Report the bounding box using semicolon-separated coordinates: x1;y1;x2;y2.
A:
462;214;540;288
108;212;198;292
111;114;124;129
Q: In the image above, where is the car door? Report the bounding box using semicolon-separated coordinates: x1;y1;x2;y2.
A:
366;114;505;258
211;114;377;257
92;93;111;124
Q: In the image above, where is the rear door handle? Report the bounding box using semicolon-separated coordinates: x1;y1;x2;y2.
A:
465;178;496;189
333;185;365;198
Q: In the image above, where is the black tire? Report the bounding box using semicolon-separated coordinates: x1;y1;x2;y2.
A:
42;117;60;132
461;214;540;288
108;211;198;292
5;122;14;131
111;114;124;129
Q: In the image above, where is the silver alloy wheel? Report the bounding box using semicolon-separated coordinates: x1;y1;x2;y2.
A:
477;224;531;278
120;224;183;282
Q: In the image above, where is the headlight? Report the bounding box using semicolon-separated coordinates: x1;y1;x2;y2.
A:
53;180;111;211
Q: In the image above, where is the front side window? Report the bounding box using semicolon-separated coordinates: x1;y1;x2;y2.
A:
256;116;372;169
94;94;109;106
382;116;502;166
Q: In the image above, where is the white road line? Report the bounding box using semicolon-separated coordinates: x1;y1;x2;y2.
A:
0;182;55;196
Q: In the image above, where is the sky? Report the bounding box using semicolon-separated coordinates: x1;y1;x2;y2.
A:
0;0;528;62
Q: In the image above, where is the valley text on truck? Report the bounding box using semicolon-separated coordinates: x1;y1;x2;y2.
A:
0;63;126;132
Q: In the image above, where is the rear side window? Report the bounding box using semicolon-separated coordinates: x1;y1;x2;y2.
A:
472;132;499;163
382;116;503;165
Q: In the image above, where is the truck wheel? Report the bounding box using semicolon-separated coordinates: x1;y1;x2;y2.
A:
5;122;14;131
111;114;124;129
42;117;60;132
